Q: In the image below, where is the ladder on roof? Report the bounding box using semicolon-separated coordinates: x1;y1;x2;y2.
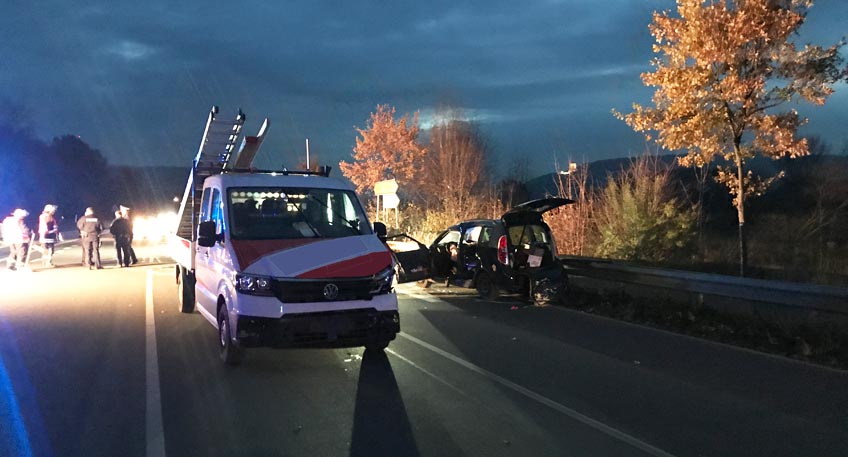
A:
174;106;245;239
174;106;271;239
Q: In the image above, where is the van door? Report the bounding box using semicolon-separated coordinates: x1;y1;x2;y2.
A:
195;187;219;316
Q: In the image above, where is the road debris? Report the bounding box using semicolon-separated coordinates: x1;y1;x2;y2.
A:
343;353;363;363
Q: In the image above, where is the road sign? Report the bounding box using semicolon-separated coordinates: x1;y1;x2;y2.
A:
382;193;400;209
374;179;398;196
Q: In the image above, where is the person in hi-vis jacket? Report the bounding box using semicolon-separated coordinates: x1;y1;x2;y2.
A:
2;208;31;271
39;204;60;267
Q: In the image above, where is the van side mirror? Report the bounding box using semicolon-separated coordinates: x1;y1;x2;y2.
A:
197;221;218;247
373;222;387;243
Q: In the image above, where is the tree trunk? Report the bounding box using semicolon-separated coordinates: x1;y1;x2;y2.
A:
735;156;747;277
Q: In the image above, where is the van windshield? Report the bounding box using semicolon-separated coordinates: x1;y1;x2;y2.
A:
228;187;371;240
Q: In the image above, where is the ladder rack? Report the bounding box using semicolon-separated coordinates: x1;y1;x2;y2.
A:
175;106;245;239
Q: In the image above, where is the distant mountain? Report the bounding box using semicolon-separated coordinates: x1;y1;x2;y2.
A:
526;155;677;199
525;153;789;200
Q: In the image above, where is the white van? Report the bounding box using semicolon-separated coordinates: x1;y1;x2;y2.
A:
174;170;399;365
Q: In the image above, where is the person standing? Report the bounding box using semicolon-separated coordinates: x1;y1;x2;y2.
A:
2;209;32;271
77;207;103;269
39;204;60;267
110;211;132;267
120;205;138;265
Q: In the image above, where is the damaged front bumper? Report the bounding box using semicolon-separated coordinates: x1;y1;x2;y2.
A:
235;309;400;349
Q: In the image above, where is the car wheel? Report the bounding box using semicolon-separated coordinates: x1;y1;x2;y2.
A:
218;304;243;366
177;266;195;313
531;278;560;306
475;271;499;300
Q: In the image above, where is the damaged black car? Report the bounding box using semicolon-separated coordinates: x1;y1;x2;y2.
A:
388;197;573;305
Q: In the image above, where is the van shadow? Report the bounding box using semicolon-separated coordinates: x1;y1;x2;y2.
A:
349;349;419;457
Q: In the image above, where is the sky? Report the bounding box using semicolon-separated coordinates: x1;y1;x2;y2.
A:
1;0;846;178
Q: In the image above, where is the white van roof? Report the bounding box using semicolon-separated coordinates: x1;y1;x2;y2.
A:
206;172;355;191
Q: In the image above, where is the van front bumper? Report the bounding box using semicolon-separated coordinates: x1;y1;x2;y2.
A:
235;309;400;348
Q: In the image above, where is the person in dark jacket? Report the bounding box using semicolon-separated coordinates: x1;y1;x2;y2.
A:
77;207;103;269
120;206;138;265
110;211;132;267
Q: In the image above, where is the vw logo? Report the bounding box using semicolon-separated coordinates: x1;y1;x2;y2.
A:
323;283;339;300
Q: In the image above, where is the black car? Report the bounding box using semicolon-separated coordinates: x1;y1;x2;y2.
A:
390;197;573;305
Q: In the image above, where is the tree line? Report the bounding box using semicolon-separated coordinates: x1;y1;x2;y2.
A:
0;119;182;230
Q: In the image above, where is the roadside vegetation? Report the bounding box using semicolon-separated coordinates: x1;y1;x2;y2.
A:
565;287;848;370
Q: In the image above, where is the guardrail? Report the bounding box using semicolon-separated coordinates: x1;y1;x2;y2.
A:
561;256;848;317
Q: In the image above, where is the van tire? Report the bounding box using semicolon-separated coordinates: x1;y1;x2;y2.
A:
475;271;499;300
218;304;243;366
177;266;195;313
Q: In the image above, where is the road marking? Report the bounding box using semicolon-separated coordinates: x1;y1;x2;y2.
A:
385;348;471;399
395;285;441;303
145;270;167;457
397;332;677;457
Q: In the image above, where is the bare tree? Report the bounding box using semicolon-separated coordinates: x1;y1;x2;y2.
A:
546;160;594;256
422;107;492;221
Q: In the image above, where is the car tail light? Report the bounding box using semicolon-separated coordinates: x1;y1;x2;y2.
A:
497;235;508;265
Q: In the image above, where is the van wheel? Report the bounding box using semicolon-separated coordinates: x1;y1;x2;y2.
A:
475;272;499;300
177;266;195;313
218;305;243;366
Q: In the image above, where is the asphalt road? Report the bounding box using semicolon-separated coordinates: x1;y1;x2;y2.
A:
0;239;845;457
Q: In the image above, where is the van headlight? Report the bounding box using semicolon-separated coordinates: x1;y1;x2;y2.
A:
235;273;274;296
370;265;394;294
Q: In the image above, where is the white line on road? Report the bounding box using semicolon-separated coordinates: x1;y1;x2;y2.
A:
395;285;442;303
145;270;166;457
397;332;677;457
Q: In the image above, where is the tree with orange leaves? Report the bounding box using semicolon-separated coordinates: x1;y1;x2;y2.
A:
339;105;427;196
615;0;846;276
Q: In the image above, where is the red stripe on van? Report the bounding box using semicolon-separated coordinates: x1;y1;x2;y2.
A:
296;251;392;279
230;239;321;269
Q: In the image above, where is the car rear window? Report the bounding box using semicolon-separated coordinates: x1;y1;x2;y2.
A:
508;224;550;247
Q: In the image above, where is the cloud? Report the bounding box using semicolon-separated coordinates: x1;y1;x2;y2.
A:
0;0;845;175
105;41;156;60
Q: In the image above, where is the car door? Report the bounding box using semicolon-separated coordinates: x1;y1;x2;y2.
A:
500;197;574;226
385;233;430;283
458;224;482;276
429;228;461;278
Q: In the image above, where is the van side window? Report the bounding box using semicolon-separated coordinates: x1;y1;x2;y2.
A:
199;188;212;221
211;188;225;234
